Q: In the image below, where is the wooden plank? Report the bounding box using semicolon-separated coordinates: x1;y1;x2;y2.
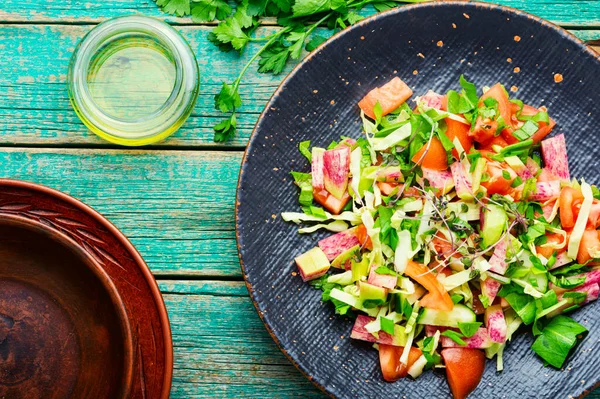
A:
1;0;599;27
0;148;242;277
160;280;325;398
0;24;598;149
0;24;282;148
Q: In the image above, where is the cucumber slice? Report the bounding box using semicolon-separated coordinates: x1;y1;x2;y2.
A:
480;204;508;249
417;303;476;327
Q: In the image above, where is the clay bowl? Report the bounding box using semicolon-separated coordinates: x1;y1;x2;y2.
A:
0;214;133;398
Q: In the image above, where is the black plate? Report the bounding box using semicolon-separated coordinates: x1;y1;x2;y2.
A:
236;2;600;398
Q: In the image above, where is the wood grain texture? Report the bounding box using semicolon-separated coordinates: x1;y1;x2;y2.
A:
0;0;599;26
0;148;242;277
160;280;325;398
0;24;597;148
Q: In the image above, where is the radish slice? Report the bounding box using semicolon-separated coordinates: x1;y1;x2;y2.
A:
530;181;561;202
440;327;493;349
541;134;570;181
318;228;361;261
368;266;397;289
351;315;406;346
484;305;507;343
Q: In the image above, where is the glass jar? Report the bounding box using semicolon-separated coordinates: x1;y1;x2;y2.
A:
67;16;200;146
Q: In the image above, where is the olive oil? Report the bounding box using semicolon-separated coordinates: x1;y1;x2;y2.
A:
87;36;177;121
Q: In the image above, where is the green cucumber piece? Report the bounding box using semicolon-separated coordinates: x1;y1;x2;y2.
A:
417;303;476;327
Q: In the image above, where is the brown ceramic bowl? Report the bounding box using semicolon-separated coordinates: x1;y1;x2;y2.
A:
0;214;133;398
0;179;173;399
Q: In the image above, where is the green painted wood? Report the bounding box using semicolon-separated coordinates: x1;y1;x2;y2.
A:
159;280;325;398
0;148;242;277
1;0;599;27
0;24;597;149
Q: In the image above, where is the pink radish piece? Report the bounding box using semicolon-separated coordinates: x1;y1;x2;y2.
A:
368;266;397;289
311;148;325;192
440;327;493;349
480;278;502;305
551;269;600;294
318;227;361;261
547;283;599;318
421;168;454;194
351;315;405;346
526;157;541;175
488;238;508;274
484;305;507;343
418;90;445;110
450;162;472;199
323;146;351;200
548;252;571;270
530;181;561;201
541;134;570;181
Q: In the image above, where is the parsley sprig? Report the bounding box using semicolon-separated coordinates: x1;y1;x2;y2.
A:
154;0;429;141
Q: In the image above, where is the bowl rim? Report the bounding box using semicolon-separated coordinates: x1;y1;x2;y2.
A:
0;212;134;398
235;2;600;398
0;178;173;399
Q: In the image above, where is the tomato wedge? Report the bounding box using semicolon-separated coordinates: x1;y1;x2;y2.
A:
358;77;413;120
577;229;600;264
379;344;422;382
480;160;516;196
536;233;566;259
521;104;556;144
559;187;584;229
354;224;373;251
405;260;454;311
441;348;486;399
471;83;513;144
478;135;509;151
445;118;473;157
411;137;448;171
313;189;350;215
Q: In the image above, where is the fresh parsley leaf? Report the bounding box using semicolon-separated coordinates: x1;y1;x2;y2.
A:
191;0;232;22
363;298;387;308
441;330;467;346
531;315;588;368
287;31;308;60
215;82;242;113
155;0;190;16
271;0;293;13
460;75;478;109
458;322;482;338
213;114;238;142
305;34;328;51
258;41;290;74
451;294;463;304
547;273;586;290
213;17;251;51
372;1;397;12
422;336;435;353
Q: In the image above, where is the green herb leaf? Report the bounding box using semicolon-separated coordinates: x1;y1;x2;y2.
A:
191;0;232;22
375;266;397;276
531;315;588;368
156;0;190;16
458;322;483;338
441;330;467;346
214;82;242;113
258;41;290;74
213;114;238;142
213;17;251;51
305;35;328;51
380;316;395;335
298;140;312;162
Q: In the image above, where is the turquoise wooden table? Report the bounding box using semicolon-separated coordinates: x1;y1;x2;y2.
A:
0;1;598;397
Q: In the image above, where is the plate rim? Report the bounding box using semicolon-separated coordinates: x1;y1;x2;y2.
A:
235;2;600;398
0;178;173;399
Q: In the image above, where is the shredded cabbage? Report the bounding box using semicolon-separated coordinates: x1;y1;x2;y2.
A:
370;122;412;151
298;220;349;234
567;180;593;259
281;211;361;225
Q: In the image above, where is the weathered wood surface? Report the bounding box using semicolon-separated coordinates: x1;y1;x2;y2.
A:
1;0;598;26
0;24;597;148
0;148;242;277
160;280;324;398
2;1;600;398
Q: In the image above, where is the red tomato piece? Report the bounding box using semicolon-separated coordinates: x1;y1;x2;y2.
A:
446;118;473;157
559;187;584;229
441;348;486;399
358;77;413;120
379;345;423;382
480;161;516;196
411;137;449;171
405;260;454;311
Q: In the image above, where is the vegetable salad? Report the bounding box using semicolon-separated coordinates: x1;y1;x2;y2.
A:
283;75;599;398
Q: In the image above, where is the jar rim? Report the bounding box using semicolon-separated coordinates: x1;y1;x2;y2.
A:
67;16;200;146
